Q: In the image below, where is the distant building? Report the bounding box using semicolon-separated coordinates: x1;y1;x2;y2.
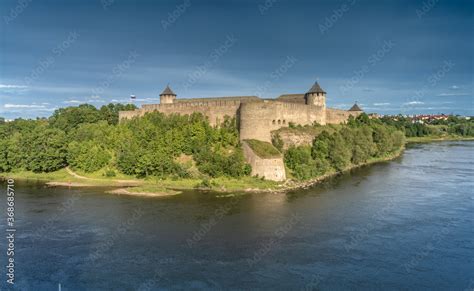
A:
412;114;449;123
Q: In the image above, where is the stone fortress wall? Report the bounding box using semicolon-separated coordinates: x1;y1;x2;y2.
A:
326;108;359;124
239;101;326;142
119;82;363;181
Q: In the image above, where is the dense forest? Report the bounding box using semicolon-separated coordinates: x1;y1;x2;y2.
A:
0;103;250;179
1;104;470;182
280;114;405;180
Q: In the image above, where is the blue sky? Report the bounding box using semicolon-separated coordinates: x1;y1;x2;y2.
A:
0;0;473;119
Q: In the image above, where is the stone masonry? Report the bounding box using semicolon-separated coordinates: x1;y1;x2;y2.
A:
119;82;363;181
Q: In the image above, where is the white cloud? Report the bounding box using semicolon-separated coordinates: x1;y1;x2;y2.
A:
4;104;45;108
135;98;160;102
0;84;27;89
404;101;424;105
450;85;459;90
437;93;470;97
373;102;390;106
63;100;82;104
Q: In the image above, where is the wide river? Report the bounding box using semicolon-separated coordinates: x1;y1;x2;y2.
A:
0;141;473;290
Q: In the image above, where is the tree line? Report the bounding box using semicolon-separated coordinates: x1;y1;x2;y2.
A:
282;114;405;180
379;115;474;137
0;103;250;179
5;105;467;182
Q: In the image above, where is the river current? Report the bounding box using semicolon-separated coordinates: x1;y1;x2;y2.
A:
0;141;473;290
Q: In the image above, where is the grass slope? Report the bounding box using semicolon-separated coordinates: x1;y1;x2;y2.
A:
244;139;281;158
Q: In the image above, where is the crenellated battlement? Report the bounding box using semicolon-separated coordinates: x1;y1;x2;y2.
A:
118;81;364;180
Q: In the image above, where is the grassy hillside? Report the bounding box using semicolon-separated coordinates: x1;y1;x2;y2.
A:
244;139;282;158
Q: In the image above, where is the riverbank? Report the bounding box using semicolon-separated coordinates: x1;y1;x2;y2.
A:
0;147;405;196
406;135;474;143
0;168;283;196
279;146;405;192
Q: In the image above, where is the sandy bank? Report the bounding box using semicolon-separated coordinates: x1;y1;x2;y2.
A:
106;188;182;197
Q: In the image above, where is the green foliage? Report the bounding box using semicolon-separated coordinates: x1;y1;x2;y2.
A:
284;146;318;180
104;169;116;177
49;104;102;132
284;115;405;181
99;103;137;125
25;127;68;172
328;132;352;171
379;115;474;138
67;141;111;172
0;104;251;179
271;133;284;151
244;139;281;158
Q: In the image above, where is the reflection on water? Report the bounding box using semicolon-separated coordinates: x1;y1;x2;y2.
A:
0;141;473;290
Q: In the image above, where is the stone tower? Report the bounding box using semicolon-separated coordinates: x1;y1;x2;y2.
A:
160;85;176;104
305;81;326;109
348;102;363;112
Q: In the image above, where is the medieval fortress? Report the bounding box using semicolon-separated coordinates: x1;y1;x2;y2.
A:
119;82;362;181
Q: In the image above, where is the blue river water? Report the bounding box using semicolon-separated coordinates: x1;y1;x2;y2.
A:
0;141;473;290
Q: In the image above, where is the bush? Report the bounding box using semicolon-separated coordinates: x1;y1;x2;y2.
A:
104;169;116;177
271;133;284;151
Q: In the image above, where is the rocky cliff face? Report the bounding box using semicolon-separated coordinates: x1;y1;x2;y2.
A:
272;130;316;150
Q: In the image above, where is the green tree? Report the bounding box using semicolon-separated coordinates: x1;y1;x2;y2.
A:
328;132;351;171
25;128;68;172
99;103;137;125
67;141;111;172
49;104;101;132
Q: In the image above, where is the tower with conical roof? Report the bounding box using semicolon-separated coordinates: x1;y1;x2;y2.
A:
348;102;363;112
305;81;326;109
160;85;176;104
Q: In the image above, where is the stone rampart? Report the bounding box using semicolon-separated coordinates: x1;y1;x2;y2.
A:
326;108;361;124
242;141;286;181
239;101;325;142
